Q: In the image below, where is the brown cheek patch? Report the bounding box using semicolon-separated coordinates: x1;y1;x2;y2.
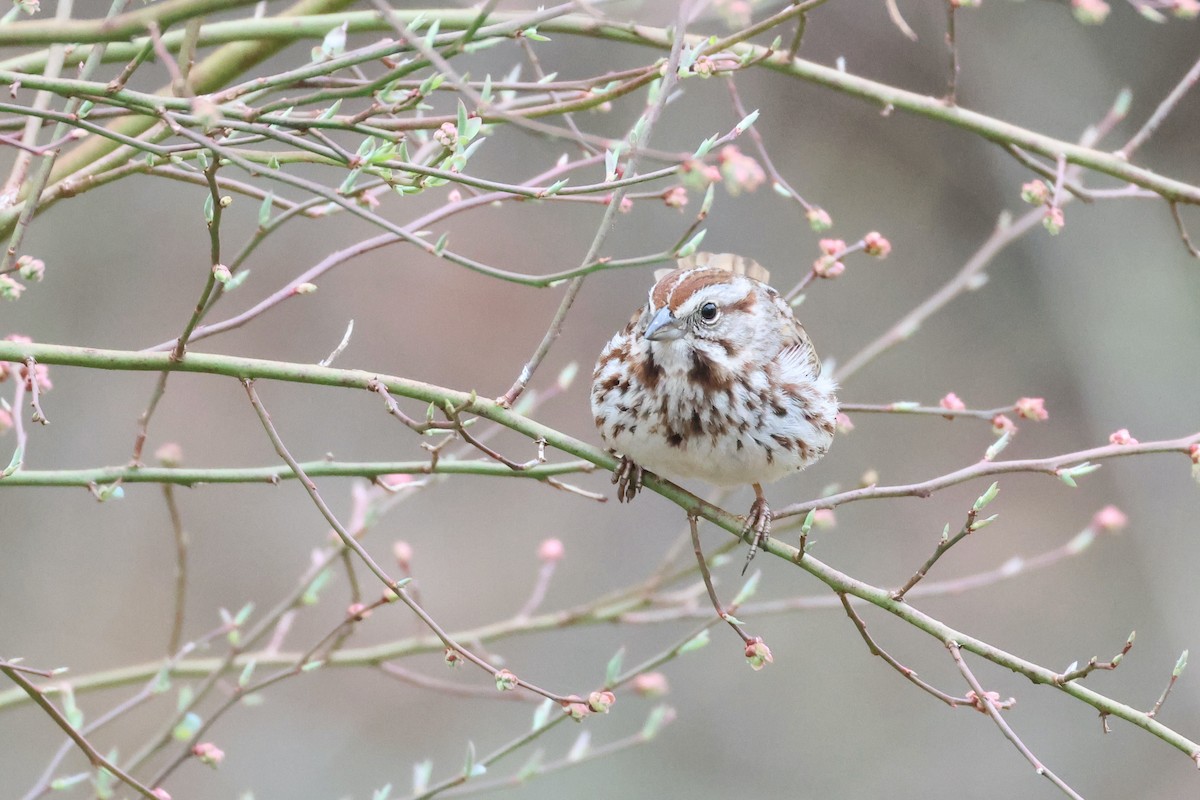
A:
665;269;733;313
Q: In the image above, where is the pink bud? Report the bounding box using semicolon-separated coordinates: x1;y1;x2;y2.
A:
588;690;615;713
346;602;370;621
1092;505;1128;533
1020;180;1050;205
1071;0;1111;23
818;238;846;256
192;742;225;768
806;207;833;231
1015;397;1048;421
495;669;518;691
564;698;592;720
444;648;462;668
4;334;32;344
812;508;836;529
939;392;966;412
0;408;11;435
1042;206;1065;235
1190;444;1200;465
393;540;413;568
380;473;413;489
717;146;765;196
538;538;565;562
863;231;891;258
679;159;722;190
632;672;670;697
991;414;1017;435
662;186;688;209
155;442;183;466
1108;429;1138;446
966;690;1003;714
745;637;774;671
812;257;845;279
18;361;51;391
835;412;854;434
152;789;172;800
1173;0;1200;17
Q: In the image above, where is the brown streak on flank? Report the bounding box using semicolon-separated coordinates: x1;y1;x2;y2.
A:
666;269;733;313
772;434;793;451
689;410;704;435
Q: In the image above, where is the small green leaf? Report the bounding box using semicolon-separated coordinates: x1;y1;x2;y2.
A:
3;443;24;476
203;193;214;223
699;182;715;216
223;269;250;292
50;773;90;791
734;109;760;135
258;194;273;227
151;665;171;694
172;712;202;740
371;783;392;800
679;629;710;654
692;133;719;159
412;760;432;793
641;704;671;739
1174;650;1189;677
732;570;761;606
177;685;194;713
523;26;550;42
973;482;1000;511
61;685;83;728
532;698;553;730
238;659;257;688
516;749;543;781
567;730;590;762
675;229;707;258
317;99;342;121
605;647;625;686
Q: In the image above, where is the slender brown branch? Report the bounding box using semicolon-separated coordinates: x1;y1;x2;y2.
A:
0;664;161;800
161;482;188;655
839;594;970;706
948;642;1084;800
1117;54;1200;160
241;380;573;704
689;515;753;644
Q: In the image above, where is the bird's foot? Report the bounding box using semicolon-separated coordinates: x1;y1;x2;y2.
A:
741;493;771;575
612;455;645;503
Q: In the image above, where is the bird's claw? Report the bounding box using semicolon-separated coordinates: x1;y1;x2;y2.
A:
741;496;772;575
612;455;645;503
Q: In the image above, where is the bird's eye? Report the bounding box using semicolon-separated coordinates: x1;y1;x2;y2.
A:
699;302;720;323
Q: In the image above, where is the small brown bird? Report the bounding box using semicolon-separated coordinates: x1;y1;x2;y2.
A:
591;253;838;567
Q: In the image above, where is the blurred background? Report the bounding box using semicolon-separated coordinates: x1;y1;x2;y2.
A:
2;1;1199;797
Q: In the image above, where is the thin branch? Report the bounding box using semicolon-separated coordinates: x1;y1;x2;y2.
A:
948;642;1084;800
839;594;970;706
1116;54;1200;160
689;515;754;644
0;663;161;800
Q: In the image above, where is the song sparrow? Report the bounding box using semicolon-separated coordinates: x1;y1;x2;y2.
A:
591;253;838;568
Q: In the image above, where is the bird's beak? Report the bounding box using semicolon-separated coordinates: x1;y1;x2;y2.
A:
643;307;685;341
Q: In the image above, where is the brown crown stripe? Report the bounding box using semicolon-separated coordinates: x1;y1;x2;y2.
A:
651;268;738;313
